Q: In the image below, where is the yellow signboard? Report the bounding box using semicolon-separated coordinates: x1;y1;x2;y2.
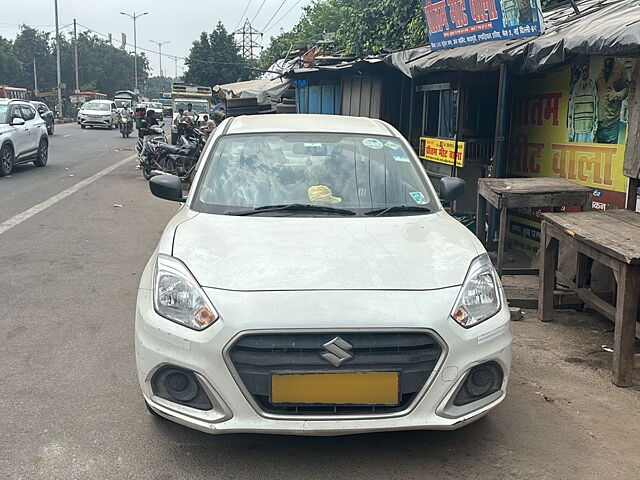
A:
419;137;465;167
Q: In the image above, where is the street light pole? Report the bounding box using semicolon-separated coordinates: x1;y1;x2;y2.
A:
150;40;170;77
54;0;63;116
120;11;148;94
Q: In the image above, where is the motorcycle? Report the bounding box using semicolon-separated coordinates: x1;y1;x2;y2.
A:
140;125;206;182
118;114;133;138
136;125;167;176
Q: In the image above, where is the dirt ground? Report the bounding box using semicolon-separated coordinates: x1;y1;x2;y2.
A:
504;273;640;478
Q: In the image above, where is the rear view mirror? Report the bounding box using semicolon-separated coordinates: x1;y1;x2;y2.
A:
439;176;465;202
10;117;25;126
149;174;185;202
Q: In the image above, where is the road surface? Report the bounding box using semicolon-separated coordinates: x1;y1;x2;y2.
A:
0;123;638;479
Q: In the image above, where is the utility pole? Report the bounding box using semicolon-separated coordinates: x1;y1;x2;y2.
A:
120;11;148;94
73;19;79;98
172;56;178;79
233;19;262;60
150;40;170;77
54;0;63;117
33;59;38;96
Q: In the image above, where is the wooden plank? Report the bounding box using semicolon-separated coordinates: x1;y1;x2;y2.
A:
602;209;640;229
478;177;592;195
612;265;640;386
575;288;616;321
542;211;640;265
627;178;638;211
505;191;592;209
538;221;559;321
501;267;539;275
477;181;502;209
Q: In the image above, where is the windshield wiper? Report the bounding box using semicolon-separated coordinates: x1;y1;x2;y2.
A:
364;205;431;217
225;203;357;216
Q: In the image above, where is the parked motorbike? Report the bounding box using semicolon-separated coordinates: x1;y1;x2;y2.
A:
136;125;167;176
140;125;206;182
118;115;133;138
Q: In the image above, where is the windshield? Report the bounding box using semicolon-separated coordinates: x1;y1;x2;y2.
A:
83;102;110;111
193;133;436;216
175;101;208;113
114;99;131;108
146;103;163;109
0;105;7;123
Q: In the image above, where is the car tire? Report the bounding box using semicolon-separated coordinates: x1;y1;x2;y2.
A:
80;124;86;129
33;138;48;167
0;144;14;176
48;122;54;135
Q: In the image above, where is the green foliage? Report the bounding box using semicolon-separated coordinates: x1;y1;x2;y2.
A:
184;22;249;86
0;25;149;99
142;76;174;100
259;0;426;69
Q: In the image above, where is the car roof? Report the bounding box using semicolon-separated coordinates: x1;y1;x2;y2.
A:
225;114;393;136
86;99;111;104
0;99;29;105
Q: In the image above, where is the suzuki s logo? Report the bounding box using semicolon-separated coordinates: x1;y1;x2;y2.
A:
321;337;353;367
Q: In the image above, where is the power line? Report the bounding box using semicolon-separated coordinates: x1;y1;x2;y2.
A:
233;19;262;60
264;0;305;33
262;0;289;32
234;0;253;31
251;0;267;23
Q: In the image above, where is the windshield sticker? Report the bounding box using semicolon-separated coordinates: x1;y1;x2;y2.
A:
410;192;427;205
384;141;401;150
391;150;410;163
362;138;384;149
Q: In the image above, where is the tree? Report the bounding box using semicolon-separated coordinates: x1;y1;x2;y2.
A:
184;22;248;86
0;36;21;87
259;0;426;69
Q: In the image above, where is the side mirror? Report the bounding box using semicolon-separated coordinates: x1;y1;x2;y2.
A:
439;176;465;202
149;174;185;202
10;117;25;126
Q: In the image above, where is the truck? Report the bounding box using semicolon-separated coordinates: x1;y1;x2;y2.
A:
170;82;212;144
113;90;140;112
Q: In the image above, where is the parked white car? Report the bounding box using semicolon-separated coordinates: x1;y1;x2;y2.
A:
142;102;164;117
136;114;512;435
77;100;119;129
0;99;49;176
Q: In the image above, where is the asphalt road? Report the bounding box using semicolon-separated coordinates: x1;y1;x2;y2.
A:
0;123;637;479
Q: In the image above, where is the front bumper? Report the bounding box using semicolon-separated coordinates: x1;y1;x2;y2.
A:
79;116;112;127
135;287;512;435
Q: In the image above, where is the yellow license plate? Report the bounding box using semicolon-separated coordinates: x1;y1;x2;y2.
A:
271;372;399;405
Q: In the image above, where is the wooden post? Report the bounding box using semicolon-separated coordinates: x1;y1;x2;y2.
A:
623;62;640;209
496;205;508;276
612;264;640;386
476;192;487;246
538;221;559;321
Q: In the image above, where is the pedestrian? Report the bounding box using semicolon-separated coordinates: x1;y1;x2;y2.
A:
202;114;216;135
184;103;199;124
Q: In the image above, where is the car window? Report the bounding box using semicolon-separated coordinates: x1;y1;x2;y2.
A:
10;106;23;120
20;106;36;120
0;105;8;124
111;103;117;110
193;133;434;215
84;102;110;111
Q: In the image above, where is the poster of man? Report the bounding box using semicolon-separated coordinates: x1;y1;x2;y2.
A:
500;0;538;27
567;56;631;144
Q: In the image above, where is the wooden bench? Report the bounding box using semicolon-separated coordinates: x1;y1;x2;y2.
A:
476;178;592;276
539;209;640;387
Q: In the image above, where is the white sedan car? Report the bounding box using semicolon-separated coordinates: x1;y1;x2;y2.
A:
77;100;118;129
136;114;512;435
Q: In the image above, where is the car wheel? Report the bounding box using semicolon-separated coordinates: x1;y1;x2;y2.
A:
34;138;49;167
48;122;54;135
0;144;14;176
80;124;86;129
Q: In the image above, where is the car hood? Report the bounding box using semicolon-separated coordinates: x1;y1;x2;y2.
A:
171;211;481;292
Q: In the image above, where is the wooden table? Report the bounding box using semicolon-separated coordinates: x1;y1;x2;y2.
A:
476;178;593;275
539;209;640;387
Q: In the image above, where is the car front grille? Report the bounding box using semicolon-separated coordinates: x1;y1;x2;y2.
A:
228;332;443;416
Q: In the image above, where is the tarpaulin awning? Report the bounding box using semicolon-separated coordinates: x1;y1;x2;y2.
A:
214;78;291;104
385;0;640;78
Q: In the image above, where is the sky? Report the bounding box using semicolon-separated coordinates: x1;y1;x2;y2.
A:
0;0;312;76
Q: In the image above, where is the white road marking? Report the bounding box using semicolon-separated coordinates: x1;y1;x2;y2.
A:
63;134;72;138
0;154;137;236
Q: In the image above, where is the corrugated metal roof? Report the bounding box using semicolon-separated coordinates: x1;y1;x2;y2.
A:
385;0;640;77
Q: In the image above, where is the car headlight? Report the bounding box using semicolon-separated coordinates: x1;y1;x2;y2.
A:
153;254;218;330
450;254;501;328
